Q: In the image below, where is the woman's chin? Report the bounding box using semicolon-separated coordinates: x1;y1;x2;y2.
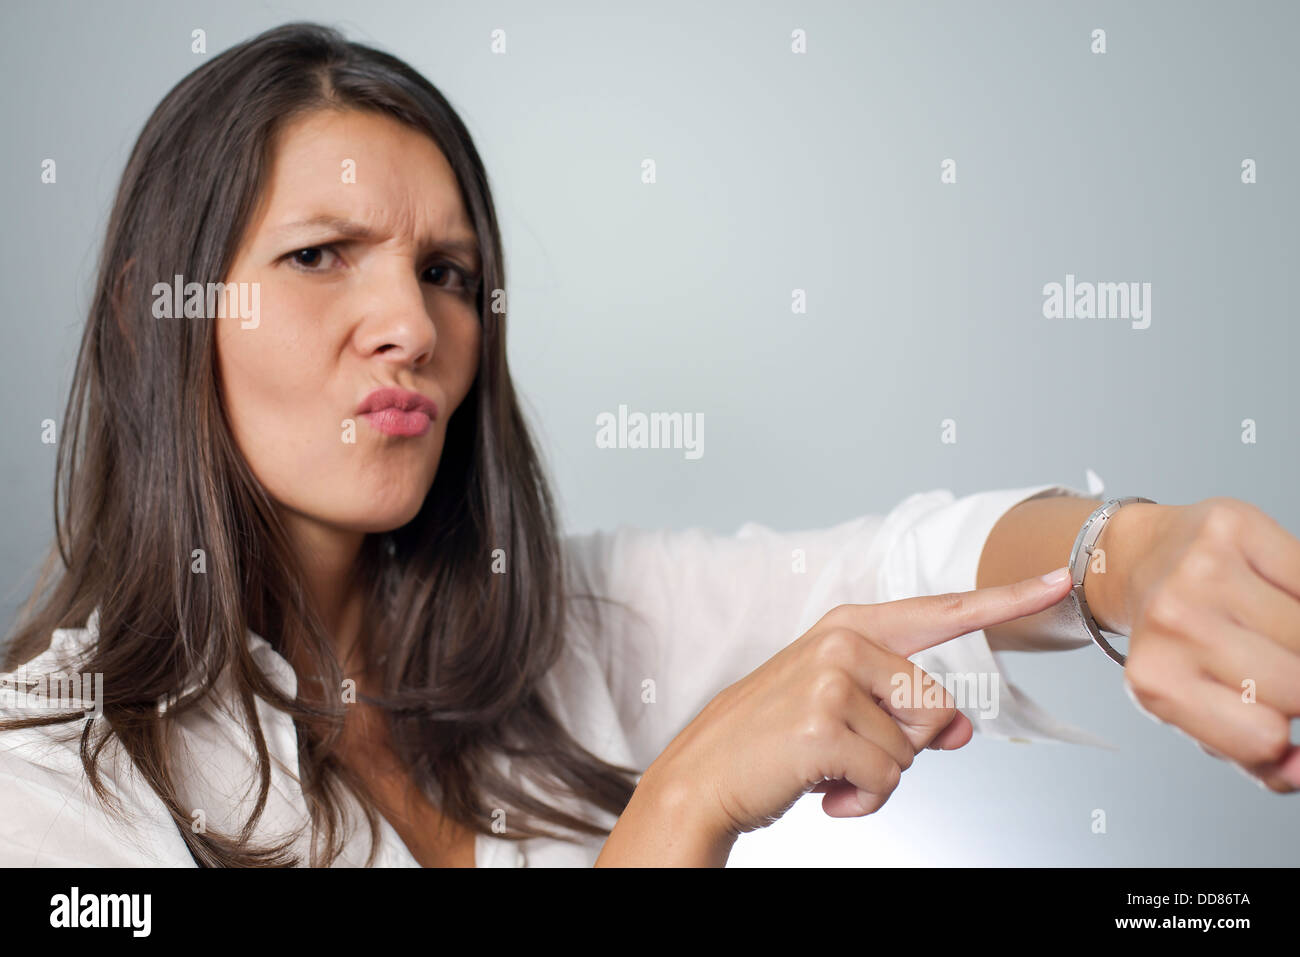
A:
330;497;428;535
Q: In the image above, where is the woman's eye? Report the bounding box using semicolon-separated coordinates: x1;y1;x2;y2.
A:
283;247;476;292
287;246;337;270
423;263;478;293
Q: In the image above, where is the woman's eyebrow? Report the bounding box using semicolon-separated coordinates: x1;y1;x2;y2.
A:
271;215;480;264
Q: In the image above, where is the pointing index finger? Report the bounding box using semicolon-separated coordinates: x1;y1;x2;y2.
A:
850;567;1074;658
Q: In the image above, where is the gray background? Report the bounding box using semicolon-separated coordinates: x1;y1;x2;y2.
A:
2;0;1296;865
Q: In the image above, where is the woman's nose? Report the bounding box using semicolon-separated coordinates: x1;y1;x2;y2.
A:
353;266;437;368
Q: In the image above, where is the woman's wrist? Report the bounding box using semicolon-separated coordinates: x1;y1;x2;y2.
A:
595;762;737;867
1082;501;1165;635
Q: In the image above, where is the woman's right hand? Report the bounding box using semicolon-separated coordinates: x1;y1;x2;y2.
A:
613;567;1075;862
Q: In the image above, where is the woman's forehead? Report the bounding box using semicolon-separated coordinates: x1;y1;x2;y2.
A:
255;110;475;248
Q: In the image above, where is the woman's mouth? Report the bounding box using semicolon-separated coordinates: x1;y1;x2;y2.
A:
356;387;438;437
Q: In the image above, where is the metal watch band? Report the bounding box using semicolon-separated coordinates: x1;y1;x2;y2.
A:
1068;496;1157;666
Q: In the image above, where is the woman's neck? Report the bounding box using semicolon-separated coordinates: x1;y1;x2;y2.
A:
280;510;369;678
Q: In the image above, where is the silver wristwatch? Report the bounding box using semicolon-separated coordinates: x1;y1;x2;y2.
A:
1068;496;1157;666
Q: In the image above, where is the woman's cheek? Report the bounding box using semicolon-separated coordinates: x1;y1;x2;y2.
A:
220;335;340;490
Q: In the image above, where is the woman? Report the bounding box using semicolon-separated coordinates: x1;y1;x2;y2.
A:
2;22;1296;868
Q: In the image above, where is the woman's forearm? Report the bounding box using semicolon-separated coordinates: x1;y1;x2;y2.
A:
977;496;1165;651
595;764;736;867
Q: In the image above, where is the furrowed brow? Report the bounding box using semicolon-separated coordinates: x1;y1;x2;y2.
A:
272;215;480;267
273;215;378;240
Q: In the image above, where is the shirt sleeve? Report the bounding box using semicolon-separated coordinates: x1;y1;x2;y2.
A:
0;739;195;866
561;482;1115;771
874;484;1115;749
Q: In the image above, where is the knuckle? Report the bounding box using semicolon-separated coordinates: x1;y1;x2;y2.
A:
935;590;967;613
818;604;859;631
1199;500;1244;543
808;668;854;711
1175;548;1222;584
795;713;838;747
933;591;966;617
896;742;915;772
1142;591;1188;633
811;627;861;666
881;760;902;794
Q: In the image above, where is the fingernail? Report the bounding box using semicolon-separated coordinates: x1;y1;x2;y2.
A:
1039;566;1070;586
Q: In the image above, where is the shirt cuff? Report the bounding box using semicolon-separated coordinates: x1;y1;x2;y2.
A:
875;483;1117;749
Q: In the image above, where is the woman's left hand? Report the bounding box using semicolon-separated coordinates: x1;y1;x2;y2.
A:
1110;497;1300;792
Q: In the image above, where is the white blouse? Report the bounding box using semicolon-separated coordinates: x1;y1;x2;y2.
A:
0;482;1111;867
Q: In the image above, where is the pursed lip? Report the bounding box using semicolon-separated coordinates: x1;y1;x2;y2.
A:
356;386;439;437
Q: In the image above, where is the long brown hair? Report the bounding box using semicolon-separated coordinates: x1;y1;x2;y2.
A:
1;21;637;866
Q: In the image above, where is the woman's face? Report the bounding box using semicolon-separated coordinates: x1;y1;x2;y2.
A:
217;108;482;536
